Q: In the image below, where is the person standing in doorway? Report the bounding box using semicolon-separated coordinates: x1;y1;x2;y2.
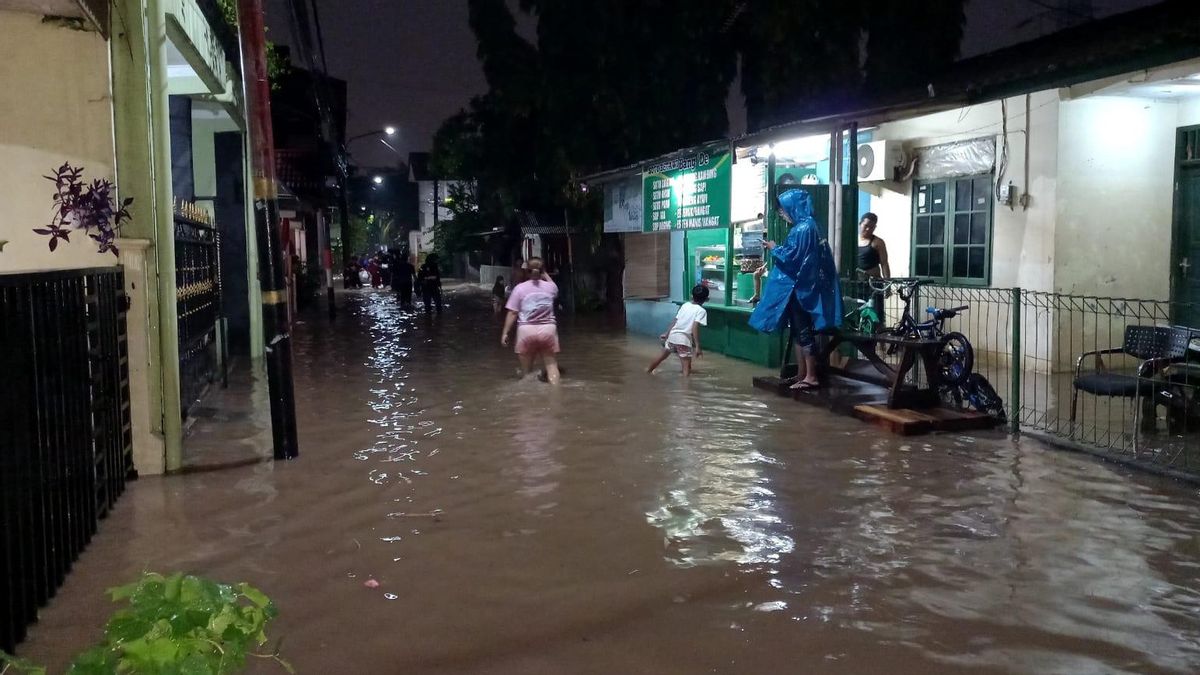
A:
392;252;416;308
857;213;890;279
418;254;443;314
501;257;561;383
856;213;889;324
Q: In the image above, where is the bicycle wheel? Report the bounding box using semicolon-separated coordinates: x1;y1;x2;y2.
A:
939;383;964;409
938;332;974;385
964;373;1007;423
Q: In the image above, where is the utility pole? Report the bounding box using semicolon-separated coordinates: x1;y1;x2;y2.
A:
238;0;300;460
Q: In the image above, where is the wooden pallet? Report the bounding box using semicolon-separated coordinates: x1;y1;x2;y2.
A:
852;404;1000;436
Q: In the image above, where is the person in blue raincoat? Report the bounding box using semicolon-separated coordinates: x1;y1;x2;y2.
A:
748;187;843;390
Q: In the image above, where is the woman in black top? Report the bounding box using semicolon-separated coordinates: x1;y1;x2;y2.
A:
857;213;890;279
857;213;889;328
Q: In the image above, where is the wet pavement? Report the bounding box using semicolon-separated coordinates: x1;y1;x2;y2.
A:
19;287;1200;674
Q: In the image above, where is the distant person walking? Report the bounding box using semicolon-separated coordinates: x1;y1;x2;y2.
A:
501;257;561;384
492;276;508;315
417;254;443;314
368;255;383;288
391;252;416;308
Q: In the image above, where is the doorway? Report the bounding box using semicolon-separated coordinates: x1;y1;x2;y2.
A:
1172;125;1200;326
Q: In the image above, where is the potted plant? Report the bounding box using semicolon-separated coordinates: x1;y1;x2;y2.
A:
33;163;133;256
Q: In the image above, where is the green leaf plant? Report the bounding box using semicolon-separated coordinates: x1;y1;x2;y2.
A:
2;573;290;675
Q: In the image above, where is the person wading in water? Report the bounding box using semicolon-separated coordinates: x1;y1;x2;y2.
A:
501;258;561;384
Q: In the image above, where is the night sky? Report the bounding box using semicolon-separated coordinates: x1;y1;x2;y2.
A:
264;0;1161;169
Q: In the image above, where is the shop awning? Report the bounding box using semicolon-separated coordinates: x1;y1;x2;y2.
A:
578;140;731;186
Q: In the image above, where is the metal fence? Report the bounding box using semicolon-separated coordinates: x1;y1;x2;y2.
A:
176;214;224;416
0;268;133;653
839;278;1200;479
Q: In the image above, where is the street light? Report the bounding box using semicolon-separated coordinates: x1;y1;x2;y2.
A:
373;175;384;185
347;125;398;144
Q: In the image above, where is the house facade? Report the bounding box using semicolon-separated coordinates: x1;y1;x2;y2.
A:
600;0;1200;374
2;0;268;475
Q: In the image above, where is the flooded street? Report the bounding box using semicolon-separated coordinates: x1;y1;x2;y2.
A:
20;288;1200;674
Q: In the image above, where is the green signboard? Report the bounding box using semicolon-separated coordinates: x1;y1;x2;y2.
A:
643;151;732;232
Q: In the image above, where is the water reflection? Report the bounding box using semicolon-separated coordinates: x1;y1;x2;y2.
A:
645;388;794;568
23;288;1200;674
357;293;439;486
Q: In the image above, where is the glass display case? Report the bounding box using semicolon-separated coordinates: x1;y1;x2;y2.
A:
694;244;727;296
732;218;767;305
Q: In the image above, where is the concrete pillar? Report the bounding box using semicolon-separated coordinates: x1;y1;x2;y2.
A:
117;238;166;475
111;0;171;468
148;0;184;471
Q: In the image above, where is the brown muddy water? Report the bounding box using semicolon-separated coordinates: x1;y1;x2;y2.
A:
19;287;1200;674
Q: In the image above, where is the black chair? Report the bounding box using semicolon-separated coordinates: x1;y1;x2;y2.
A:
1072;325;1192;443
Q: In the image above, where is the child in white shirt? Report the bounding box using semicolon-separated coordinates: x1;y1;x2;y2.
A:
646;285;710;376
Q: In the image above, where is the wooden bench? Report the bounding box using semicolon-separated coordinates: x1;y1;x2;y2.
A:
777;331;945;409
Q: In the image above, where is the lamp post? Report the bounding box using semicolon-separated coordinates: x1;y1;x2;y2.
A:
237;0;298;460
336;126;397;277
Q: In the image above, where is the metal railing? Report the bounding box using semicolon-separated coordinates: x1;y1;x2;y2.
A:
176;214;224;416
0;268;133;653
838;278;1200;479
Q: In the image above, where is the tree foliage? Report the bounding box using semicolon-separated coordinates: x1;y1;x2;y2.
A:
431;0;966;239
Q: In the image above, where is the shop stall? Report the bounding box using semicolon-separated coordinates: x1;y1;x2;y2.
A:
601;130;870;367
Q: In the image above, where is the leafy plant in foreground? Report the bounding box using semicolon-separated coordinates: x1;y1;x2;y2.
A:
1;573;290;675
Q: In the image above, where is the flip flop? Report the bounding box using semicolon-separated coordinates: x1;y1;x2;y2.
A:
790;381;820;391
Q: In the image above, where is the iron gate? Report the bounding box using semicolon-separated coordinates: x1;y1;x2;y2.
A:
175;209;223;416
0;268;132;653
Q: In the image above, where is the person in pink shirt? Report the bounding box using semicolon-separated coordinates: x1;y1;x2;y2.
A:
500;257;561;383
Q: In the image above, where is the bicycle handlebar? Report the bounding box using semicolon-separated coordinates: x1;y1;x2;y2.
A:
868;277;925;292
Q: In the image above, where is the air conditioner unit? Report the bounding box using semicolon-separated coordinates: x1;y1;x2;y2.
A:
856;141;902;182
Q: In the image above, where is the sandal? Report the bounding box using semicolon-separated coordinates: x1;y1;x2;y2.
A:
790;380;820;391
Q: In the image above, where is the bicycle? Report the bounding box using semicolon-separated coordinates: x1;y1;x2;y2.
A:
869;277;973;386
941;372;1008;423
842;293;883;335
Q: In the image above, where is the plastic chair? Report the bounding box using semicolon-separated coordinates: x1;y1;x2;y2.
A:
1071;325;1191;446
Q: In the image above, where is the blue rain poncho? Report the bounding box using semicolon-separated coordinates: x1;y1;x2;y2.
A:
748;188;843;335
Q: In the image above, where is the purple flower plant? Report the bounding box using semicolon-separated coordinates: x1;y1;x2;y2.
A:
33;162;133;256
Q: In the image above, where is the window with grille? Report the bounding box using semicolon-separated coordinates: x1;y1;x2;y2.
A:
912;174;993;284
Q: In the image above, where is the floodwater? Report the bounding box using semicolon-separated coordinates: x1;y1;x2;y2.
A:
20;287;1200;674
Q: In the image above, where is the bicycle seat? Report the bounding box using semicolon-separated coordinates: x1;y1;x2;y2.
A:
926;305;969;320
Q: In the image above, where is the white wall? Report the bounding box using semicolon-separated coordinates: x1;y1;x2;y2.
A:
1181;97;1200;128
865;90;1060;292
415;180;435;253
0;12;118;272
1054;96;1177;299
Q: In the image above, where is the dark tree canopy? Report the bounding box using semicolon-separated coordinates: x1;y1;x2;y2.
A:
431;0;966;238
